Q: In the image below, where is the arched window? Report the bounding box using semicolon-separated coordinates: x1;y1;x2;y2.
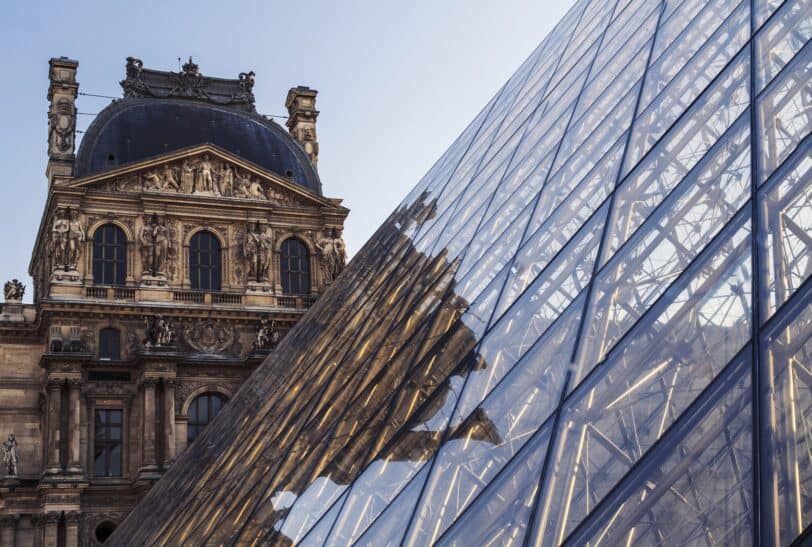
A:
92;224;127;285
280;238;310;295
187;393;227;443
189;231;221;290
99;327;121;360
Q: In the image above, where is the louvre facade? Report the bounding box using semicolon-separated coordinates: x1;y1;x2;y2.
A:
114;0;811;544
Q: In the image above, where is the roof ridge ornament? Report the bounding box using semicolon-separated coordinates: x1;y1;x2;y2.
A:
120;56;256;112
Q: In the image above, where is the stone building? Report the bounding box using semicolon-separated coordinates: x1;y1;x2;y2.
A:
0;56;348;545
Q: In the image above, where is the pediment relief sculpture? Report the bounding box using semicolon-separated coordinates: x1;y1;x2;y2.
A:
93;154;306;206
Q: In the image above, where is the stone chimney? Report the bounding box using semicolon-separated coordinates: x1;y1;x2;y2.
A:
285;86;319;170
46;57;79;186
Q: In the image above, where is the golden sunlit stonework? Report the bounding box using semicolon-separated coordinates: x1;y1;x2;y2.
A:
0;56;347;545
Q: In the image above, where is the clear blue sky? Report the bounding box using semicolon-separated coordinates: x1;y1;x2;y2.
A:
1;0;574;301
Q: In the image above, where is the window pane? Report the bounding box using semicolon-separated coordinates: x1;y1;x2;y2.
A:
761;287;812;544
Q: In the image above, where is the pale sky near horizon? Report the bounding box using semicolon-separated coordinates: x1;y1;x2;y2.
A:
0;0;574;302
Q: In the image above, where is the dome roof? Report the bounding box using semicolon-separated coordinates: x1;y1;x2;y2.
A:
75;98;322;194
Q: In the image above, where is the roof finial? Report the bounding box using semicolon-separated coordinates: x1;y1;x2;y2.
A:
182;56;200;77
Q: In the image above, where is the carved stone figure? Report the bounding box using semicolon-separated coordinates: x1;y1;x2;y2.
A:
161;164;180;191
218;163;234;196
195;155;216;193
4;279;25;302
140;214;172;277
144;169;163;191
243;222;262;281
50;208;69;270
302;128;319;168
183;319;236;354
259;227;274;282
180;160;195;193
2;434;19;477
248;177;266;200
317;229;347;284
143;315;175;349
233;174;251;198
254;317;278;350
66;209;85;271
48;99;75;154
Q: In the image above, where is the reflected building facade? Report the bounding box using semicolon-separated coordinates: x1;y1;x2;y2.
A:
114;0;811;544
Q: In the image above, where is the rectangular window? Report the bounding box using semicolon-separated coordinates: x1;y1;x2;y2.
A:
94;409;122;477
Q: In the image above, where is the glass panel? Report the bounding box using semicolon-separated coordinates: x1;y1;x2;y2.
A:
624;7;750;177
404;299;582;544
580;117;751;368
569;354;753;546
607;48;751;263
436;417;553;547
534;218;752;545
755;0;812;92
762;288;812;545
761;145;812;321
758;41;812;182
298;489;348;547
353;464;431;547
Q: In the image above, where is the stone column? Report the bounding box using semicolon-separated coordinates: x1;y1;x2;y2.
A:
0;514;17;547
64;511;81;547
163;380;177;465
31;514;45;547
43;513;59;547
141;379;158;471
45;380;62;474
67;380;82;473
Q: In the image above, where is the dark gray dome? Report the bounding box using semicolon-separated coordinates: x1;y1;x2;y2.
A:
75;98;322;194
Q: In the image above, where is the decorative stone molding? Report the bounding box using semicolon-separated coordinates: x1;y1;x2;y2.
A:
182;318;238;355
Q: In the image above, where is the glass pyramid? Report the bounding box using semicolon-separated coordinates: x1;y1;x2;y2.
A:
114;0;811;544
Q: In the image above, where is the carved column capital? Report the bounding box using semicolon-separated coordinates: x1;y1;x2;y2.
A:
0;514;17;527
46;379;63;391
140;377;159;389
64;511;81;524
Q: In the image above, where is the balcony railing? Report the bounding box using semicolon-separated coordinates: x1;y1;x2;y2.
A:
82;286;316;309
172;290;205;304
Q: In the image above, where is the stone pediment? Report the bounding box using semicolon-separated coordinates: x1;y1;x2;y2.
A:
68;145;336;209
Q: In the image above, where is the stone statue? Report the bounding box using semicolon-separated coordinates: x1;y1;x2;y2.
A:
4;279;25;302
248;177;267;200
259;226;273;282
233;174;251;198
161;164;180;191
180;160;195;193
2;434;19;477
243;222;262;281
196;155;215;193
254;317;278;350
144;315;175;348
144;169;163;191
140;214;172;277
50;208;69;270
65;209;85;271
302;128;319;168
317;229;346;284
218;163;234;196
